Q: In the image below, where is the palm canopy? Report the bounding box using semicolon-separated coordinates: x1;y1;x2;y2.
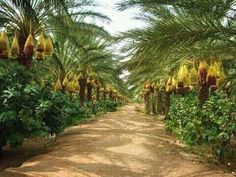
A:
118;0;236;95
0;0;128;98
42;32;127;95
0;0;110;67
118;0;235;18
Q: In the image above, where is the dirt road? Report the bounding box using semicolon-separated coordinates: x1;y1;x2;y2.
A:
0;105;233;177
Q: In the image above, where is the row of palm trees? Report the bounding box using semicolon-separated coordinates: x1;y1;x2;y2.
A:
0;0;128;104
118;0;236;107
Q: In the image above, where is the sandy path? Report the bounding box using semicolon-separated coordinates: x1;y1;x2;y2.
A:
0;105;233;177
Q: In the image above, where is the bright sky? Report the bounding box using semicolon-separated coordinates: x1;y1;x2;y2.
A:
95;0;145;35
94;0;144;79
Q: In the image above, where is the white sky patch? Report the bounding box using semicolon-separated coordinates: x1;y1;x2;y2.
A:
93;0;146;59
91;1;144;83
95;0;145;35
119;70;130;81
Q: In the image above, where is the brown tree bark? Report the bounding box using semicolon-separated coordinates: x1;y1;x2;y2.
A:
150;86;156;114
156;89;162;114
109;90;113;100
87;82;93;102
164;91;171;119
144;90;151;114
96;86;100;101
198;67;208;107
199;85;209;107
18;34;33;69
79;76;87;106
103;89;107;101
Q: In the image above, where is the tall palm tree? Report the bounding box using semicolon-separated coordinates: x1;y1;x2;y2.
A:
0;0;110;68
118;0;236;98
39;30;127;104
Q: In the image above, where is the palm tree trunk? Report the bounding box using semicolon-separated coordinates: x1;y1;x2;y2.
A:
109;90;113;100
79;77;87;105
144;90;151;114
18;34;33;69
164;91;171;119
199;85;209;107
158;89;166;115
87;82;93;101
96;86;100;101
156;89;162;114
199;67;208;107
151;88;157;114
103;89;107;100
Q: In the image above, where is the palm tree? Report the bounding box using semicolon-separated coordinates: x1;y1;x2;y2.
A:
0;0;110;68
39;29;127;104
118;0;236;100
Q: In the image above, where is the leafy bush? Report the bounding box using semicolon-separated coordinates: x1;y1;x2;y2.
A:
104;100;121;112
84;99;120;115
166;92;202;144
0;65;121;153
63;97;94;127
0;84;49;148
37;90;68;135
201;92;236;157
167;91;236;158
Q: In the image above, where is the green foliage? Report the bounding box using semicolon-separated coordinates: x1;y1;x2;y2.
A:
201;92;236;157
0;0;126;155
104;100;121;112
166;92;201;144
119;0;236;96
166;91;236;158
84;99;121;115
0;65;120;151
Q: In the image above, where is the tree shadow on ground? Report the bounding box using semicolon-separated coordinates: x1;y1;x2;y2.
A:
0;106;233;177
0;137;55;173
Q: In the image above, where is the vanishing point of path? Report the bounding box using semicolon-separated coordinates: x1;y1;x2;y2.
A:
0;105;233;177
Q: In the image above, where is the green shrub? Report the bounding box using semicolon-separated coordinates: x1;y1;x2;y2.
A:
166;92;202;144
104;100;120;112
0;84;49;148
201;92;236;157
36;90;68;135
0;65;121;153
63;98;94;126
167;91;236;158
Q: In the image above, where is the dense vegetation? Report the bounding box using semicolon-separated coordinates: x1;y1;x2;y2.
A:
167;91;236;159
0;0;236;167
0;0;127;155
0;64;121;154
118;0;236;160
